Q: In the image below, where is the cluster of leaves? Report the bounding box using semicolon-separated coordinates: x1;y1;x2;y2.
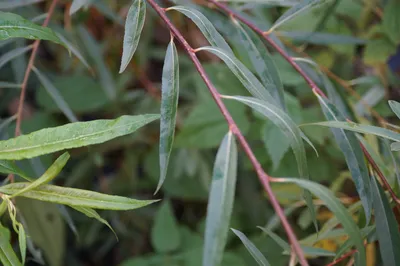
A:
1;0;400;266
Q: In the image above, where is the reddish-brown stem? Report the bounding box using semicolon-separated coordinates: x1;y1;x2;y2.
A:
326;249;357;266
146;0;308;265
206;0;400;207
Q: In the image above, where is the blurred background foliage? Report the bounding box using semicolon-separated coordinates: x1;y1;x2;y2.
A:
1;0;400;265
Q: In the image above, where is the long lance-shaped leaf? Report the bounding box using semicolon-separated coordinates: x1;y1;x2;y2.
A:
223;95;317;230
0;45;32;70
70;0;91;15
0;183;158;210
0;82;20;89
203;132;237;266
0;160;31;181
268;0;329;33
119;0;146;73
197;46;275;105
277;31;366;45
314;93;372;222
167;6;233;54
231;229;270;266
389;100;400;119
71;206;116;237
233;20;285;110
303;121;400;143
17;224;26;264
0;114;159;160
157;39;179;194
0;223;22;266
0;0;43;9
33;67;78;123
0;11;65;48
371;175;400;266
10;152;70;198
56;33;90;69
279;177;366;265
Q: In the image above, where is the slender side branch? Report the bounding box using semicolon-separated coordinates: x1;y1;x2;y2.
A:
206;0;400;206
146;0;308;265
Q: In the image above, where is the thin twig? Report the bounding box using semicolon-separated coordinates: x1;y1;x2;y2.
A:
326;249;357;266
11;0;59;183
206;0;400;208
146;1;308;265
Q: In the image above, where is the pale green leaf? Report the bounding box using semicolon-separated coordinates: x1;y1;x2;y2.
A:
371;175;400;266
203;132;237;266
119;0;146;73
0;223;22;266
234;21;285;109
151;200;181;253
33;67;78;123
231;228;270;266
70;0;91;15
0;82;20;89
389;100;400;119
0;183;158;210
0;0;43;9
197;47;274;104
0;114;159;160
168;6;233;54
157;40;179;193
314;94;372;221
18;224;26;264
71;206;116;237
391;142;400;151
280;177;366;265
277;31;366;45
0;11;65;47
11;152;69;198
0;45;32;70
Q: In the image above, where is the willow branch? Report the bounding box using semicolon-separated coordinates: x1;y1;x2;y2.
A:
146;0;308;265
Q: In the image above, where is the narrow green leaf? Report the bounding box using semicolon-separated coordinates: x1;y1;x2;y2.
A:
258;227;290;251
233;20;285;110
157;40;179;194
303;121;400;143
284;246;336;257
0;223;22;266
0;11;65;47
56;33;90;69
0;45;32;70
11;152;70;198
371;175;400;266
18;224;26;264
269;0;329;32
389;100;400;119
70;0;91;15
383;0;400;44
391;142;400;151
277;31;366;45
119;0;146;73
168;6;233;54
0;183;158;210
334;226;375;260
0;114;159;160
151;200;181;253
0;0;43;9
223;95;317;230
280;177;366;265
33;67;78;123
314;94;372;221
71;206;116;237
0;160;31;181
231;228;270;266
197;46;274;105
203;132;237;266
0;82;20;89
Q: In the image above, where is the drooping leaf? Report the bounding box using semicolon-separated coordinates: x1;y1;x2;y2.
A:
0;45;32;70
389;100;400;119
233;21;285;110
56;33;90;69
71;206;116;237
157;40;179;194
0;183;158;210
277;31;366;45
0;11;65;47
0;0;43;9
168;6;233;54
18;224;26;264
314;93;372;221
0;223;22;266
279;177;366;265
119;0;146;73
151;200;181;253
269;0;329;32
231;228;270;266
0;114;159;160
197;46;274;105
33;68;78;123
11;152;70;198
70;0;91;15
203;132;237;266
371;175;400;266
